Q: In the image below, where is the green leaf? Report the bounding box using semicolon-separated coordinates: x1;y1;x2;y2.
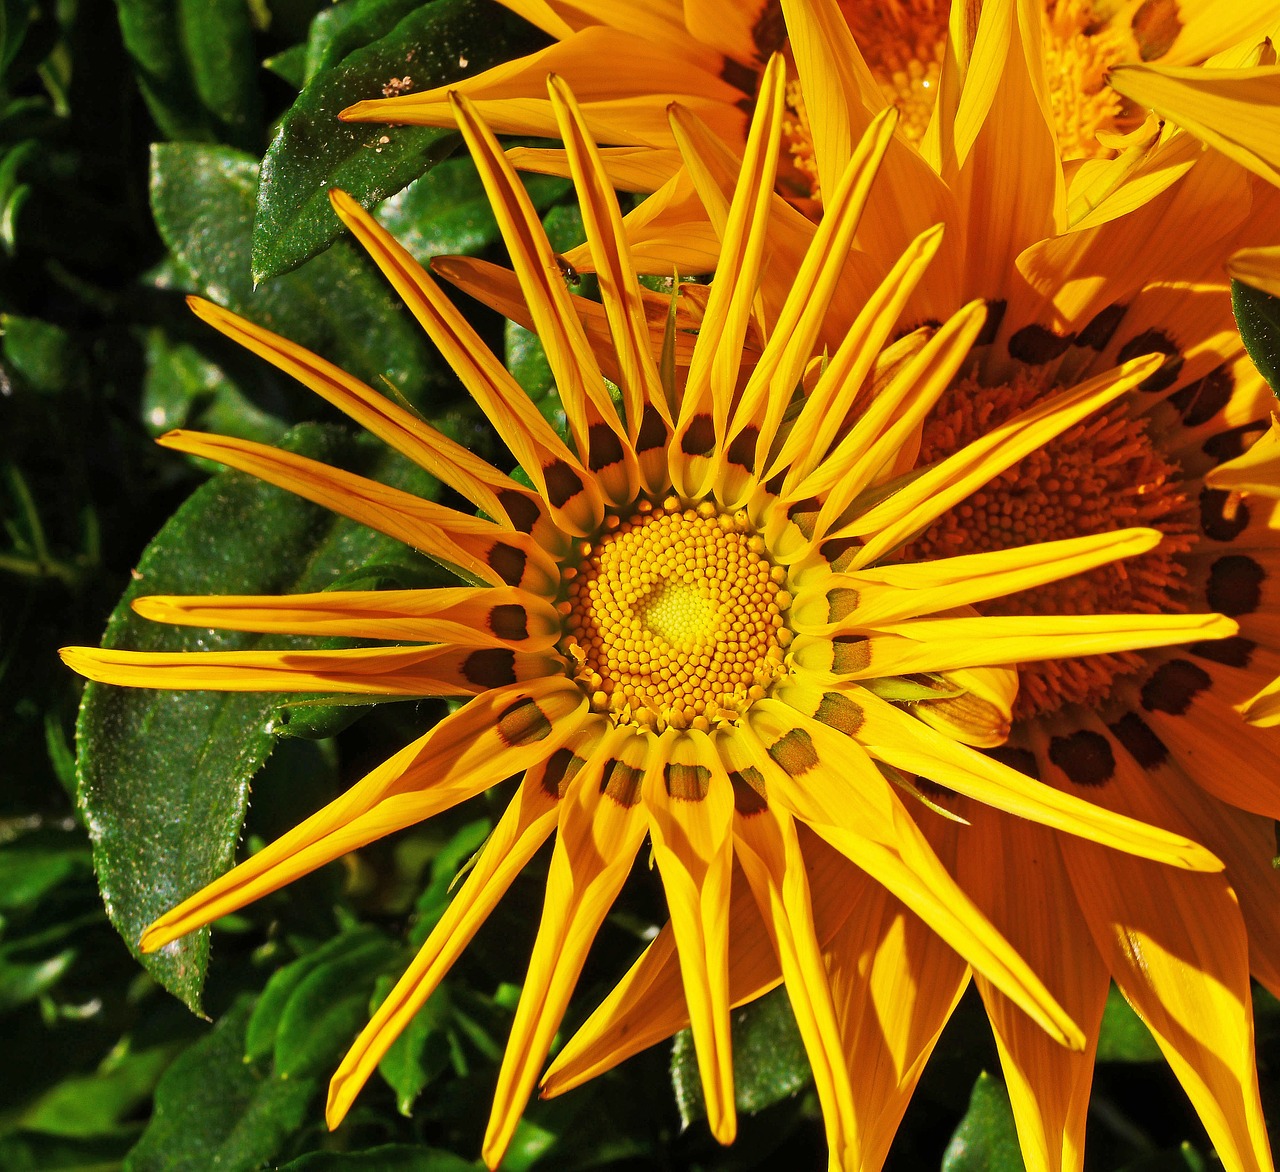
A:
1232;277;1280;396
374;974;454;1115
114;0;261;149
1;315;88;396
942;1071;1026;1172
272;932;396;1078
150;142;439;410
301;0;426;84
75;425;435;1013
0;832;90;911
279;1145;482;1171
0;0;32;78
19;1044;176;1138
251;0;546;281
670;985;811;1127
1096;983;1163;1063
123;996;318;1172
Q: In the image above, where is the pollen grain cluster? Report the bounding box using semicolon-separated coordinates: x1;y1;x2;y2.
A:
562;499;791;731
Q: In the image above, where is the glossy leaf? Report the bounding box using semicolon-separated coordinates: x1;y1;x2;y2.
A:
670;984;811;1126
251;0;546;281
1232;278;1280;397
1095;983;1162;1063
114;0;261;149
150;142;438;410
124;996;317;1172
942;1071;1026;1172
75;425;436;1012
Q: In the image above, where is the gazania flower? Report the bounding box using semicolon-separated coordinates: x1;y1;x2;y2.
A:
62;68;1236;1169
339;0;1280;199
505;5;1280;1172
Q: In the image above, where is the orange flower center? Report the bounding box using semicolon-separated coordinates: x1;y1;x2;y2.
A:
903;367;1194;719
562;498;791;731
776;0;1146;205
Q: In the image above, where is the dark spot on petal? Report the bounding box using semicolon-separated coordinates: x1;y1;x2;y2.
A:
787;496;821;540
1008;324;1074;364
463;648;517;688
815;691;863;736
1048;729;1115;787
820;537;861;571
488;604;529;641
1116;328;1183;391
987;745;1039;779
1108;711;1168;769
1207;554;1264;615
487;544;528;586
600;757;643;806
497;697;553;746
1168;364;1233;428
895;317;943;342
587;422;625;472
1203;423;1267;465
496;489;541;535
1076;302;1127;350
829;635;870;673
1132;0;1182;60
637;403;668;452
975;299;1007;346
764;470;786;496
1140;658;1210;715
729;766;768;815
665;761;711;801
1199;487;1249;542
540;746;583;798
727;425;758;470
543;459;585;508
826;587;859;624
1190;636;1256;668
752;0;785;57
681;413;717;457
767;727;819;777
721;56;759;94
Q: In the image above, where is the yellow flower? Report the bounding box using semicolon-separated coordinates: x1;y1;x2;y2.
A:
61;69;1232;1170
339;0;1280;195
472;7;1280;1172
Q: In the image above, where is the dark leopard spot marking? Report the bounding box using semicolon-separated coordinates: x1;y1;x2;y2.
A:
1199;487;1249;542
680;413;717;457
1048;729;1115;787
543;459;585;508
1141;658;1210;715
768;728;819;777
600;757;643;806
497;697;553;746
488;604;529;641
975;299;1007;346
665;762;711;801
540;747;582;798
1203;423;1267;465
636;403;668;452
587;422;625;472
1116;328;1183;391
1132;0;1182;60
1207;554;1264;615
488;544;528;586
1076;302;1127;350
1168;365;1233;428
730;766;768;815
462;648;517;688
987;745;1040;780
830;635;870;673
1108;711;1168;769
496;489;541;535
1190;636;1256;668
727;425;758;470
1008;324;1074;364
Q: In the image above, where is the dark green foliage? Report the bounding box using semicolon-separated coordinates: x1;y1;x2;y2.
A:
1232;277;1280;396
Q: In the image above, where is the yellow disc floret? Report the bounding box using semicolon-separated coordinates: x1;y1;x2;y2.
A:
563;498;791;731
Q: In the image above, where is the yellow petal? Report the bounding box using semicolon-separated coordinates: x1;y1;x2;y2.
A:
482;725;650;1169
155;429;561;594
137;679;588;952
327;722;604;1128
131;586;562;650
642;729;736;1143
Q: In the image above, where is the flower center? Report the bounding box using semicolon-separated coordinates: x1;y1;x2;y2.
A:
775;0;1146;200
563;498;791;731
841;0;948;147
902;367;1194;719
